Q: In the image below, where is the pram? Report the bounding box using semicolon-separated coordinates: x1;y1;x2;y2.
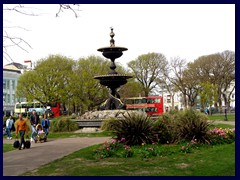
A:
35;124;47;142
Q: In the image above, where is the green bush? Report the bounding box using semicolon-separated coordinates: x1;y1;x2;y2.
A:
51;116;79;132
101;117;118;131
175;108;211;143
105;113;158;146
154;114;177;144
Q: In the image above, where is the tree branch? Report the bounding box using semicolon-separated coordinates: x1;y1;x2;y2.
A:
56;4;81;18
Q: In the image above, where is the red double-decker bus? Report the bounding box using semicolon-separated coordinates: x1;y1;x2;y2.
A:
124;97;147;112
124;96;164;116
146;96;164;116
47;102;65;117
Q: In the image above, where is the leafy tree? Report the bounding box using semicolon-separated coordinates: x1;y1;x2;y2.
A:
119;78;145;98
16;55;75;106
72;56;111;112
111;63;143;99
128;52;167;96
187;50;235;110
199;82;218;114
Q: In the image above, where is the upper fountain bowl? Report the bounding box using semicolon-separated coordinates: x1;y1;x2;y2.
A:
97;47;128;60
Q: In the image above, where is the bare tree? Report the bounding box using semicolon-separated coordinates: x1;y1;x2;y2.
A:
128;52;168;97
3;4;81;63
164;57;188;108
56;4;81;18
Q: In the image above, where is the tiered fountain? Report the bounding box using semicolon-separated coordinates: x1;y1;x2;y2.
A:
94;28;132;110
77;28;145;129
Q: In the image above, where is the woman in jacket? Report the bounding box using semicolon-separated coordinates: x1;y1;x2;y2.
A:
16;114;29;150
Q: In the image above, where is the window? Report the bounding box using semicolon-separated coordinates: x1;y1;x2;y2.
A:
16;104;22;108
7;94;10;103
167;95;171;103
3;80;6;89
35;103;41;108
6;80;10;89
12;94;15;104
155;99;161;103
22;103;34;108
12;80;15;90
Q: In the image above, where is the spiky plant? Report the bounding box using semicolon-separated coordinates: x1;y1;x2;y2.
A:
154;114;177;144
175;108;211;143
51;117;79;132
107;112;158;146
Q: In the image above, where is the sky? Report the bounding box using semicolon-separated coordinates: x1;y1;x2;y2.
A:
3;4;235;68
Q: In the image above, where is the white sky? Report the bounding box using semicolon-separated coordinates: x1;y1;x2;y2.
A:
3;4;235;68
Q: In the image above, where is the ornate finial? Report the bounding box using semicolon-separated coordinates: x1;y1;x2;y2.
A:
110;27;115;47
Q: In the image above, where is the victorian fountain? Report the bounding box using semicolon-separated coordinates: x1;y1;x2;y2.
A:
77;28;145;129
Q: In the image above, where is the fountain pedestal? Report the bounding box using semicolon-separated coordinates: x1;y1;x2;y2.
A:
94;28;132;110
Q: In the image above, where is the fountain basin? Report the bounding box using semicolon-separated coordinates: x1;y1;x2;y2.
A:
94;74;132;88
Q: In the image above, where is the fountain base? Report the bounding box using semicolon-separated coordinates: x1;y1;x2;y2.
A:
73;110;147;127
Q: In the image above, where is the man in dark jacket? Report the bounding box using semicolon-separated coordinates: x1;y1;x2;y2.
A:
30;110;39;142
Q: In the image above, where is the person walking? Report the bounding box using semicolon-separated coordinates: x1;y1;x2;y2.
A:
30;110;39;142
6;116;14;139
41;114;50;140
15;114;29;150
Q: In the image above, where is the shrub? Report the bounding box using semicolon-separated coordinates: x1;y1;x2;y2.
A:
101;117;117;131
51;116;79;132
154;114;177;144
105;112;158;146
175;108;211;143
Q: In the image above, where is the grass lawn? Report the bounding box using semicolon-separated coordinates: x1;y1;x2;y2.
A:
209;124;235;129
47;131;112;138
3;144;15;153
22;142;235;176
207;114;235;121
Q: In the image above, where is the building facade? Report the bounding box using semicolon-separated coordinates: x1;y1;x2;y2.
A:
3;62;27;116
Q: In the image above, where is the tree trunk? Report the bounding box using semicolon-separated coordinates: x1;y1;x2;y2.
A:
171;93;175;109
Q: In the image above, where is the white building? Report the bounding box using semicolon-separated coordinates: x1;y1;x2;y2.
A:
3;62;28;116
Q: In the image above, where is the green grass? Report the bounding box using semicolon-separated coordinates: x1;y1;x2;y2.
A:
3;144;16;153
209;124;235;129
47;131;112;138
22;143;235;176
207;114;235;121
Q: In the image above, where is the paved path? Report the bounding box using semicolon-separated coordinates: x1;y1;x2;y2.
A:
209;120;235;126
3;137;111;176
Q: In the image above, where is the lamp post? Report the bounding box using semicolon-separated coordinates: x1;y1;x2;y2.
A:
224;107;228;121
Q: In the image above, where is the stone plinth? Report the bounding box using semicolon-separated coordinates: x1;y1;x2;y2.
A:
79;110;146;120
74;110;147;127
